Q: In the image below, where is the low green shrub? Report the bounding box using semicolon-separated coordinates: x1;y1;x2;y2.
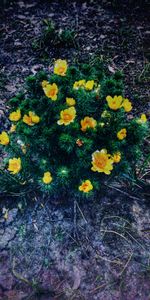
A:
0;59;148;200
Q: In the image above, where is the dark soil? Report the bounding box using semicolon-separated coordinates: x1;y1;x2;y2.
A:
0;1;150;299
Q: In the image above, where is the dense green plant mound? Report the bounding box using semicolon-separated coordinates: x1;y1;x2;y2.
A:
0;59;148;200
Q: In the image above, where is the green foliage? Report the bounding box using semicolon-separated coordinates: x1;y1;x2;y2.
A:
32;19;77;57
0;60;149;201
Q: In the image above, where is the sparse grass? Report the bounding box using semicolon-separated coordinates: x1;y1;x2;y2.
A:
136;63;150;84
32;19;78;58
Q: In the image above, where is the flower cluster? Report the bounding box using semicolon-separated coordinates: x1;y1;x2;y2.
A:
73;79;95;90
106;95;132;112
0;59;148;197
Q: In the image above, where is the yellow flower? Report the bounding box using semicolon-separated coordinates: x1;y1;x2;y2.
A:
0;131;9;145
66;97;76;106
137;113;147;124
41;80;49;88
9;109;21;122
117;128;127;140
42;172;52;184
106;95;123;110
81;116;97;132
57;107;76;125
73;80;86;89
122;98;132;112
91;149;114;175
8;157;21;174
85;80;94;90
54;59;68;76
43;83;58;101
112;152;121;163
79;180;93;193
9;124;16;133
23;111;40;126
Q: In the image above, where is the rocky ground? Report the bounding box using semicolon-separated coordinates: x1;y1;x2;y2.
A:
0;0;150;299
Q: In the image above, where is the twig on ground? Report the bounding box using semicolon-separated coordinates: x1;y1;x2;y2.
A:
76;201;88;224
119;252;133;276
12;257;32;286
73;200;77;238
104;183;144;201
100;229;132;245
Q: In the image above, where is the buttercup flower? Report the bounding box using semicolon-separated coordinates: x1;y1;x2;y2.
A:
79;180;93;193
73;80;86;89
43;83;58;101
9;109;21;122
91;149;114;175
113;152;121;163
23;111;40;126
54;59;68;76
8;157;21;174
66;97;76;106
81;116;97;132
106;95;123;110
0;131;9;145
42;172;52;184
85;80;94;90
117;128;127;140
137;113;147;124
41;80;49;88
57;107;76;125
122;98;132;112
9;124;16;133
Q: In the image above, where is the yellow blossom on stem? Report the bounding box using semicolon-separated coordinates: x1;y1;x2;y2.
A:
85;80;94;90
122;98;132;112
91;149;114;175
117;128;127;140
73;80;86;89
42;172;52;184
54;59;68;76
66;97;76;106
9;109;21;122
112;152;121;163
43;83;58;100
23;111;40;126
81;116;97;132
79;180;93;193
57;107;76;125
0;131;9;145
106;95;123;110
137;114;147;124
8;157;21;174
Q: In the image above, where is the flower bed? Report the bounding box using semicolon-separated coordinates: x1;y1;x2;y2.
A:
0;59;148;200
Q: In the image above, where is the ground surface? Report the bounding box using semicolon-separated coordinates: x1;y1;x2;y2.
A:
0;0;150;299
